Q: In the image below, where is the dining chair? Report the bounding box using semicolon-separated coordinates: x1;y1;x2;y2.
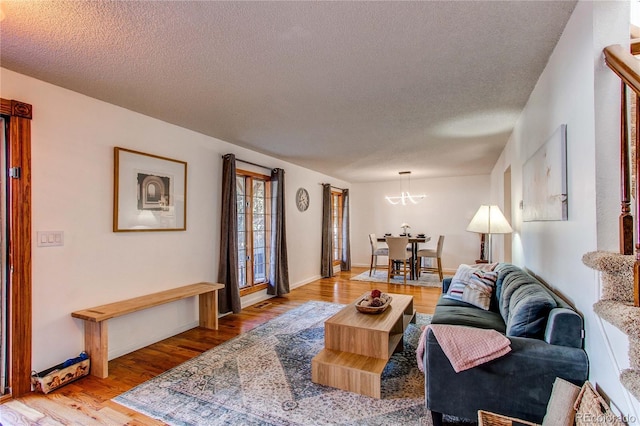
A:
417;235;445;281
385;236;411;284
368;233;389;276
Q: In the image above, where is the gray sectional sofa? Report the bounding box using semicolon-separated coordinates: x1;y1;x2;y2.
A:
424;263;589;425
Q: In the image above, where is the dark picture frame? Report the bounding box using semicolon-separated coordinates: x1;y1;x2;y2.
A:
113;147;187;232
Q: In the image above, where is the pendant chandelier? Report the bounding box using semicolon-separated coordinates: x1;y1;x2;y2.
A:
385;171;426;205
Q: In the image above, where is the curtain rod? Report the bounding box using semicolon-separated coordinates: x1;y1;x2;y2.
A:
222;155;272;171
319;183;346;191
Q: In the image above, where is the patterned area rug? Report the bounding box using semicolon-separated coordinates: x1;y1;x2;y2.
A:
350;269;446;288
114;301;439;425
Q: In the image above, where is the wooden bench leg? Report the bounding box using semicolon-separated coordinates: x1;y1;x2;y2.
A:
198;290;219;330
84;320;108;378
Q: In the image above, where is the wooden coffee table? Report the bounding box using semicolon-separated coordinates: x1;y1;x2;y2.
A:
311;293;416;398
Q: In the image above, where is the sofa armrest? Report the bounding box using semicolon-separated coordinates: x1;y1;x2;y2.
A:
442;277;452;293
544;307;584;348
424;330;588;423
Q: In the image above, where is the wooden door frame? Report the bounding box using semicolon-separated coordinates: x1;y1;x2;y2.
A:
1;98;32;397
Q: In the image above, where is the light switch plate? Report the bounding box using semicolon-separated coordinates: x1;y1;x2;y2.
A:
37;231;64;247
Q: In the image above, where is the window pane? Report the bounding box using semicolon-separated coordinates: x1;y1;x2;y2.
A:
238;214;245;233
236;176;245;195
253;180;265;214
253;209;263;228
238;266;247;288
254;247;266;282
254;231;265;249
236;177;246;214
238;248;247;287
253;179;265;197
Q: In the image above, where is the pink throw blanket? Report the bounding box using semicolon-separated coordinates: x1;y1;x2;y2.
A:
416;324;511;373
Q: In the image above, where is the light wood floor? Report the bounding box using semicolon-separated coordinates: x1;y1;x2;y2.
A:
0;267;442;425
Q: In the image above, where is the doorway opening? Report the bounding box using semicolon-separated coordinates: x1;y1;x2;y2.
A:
0;98;33;398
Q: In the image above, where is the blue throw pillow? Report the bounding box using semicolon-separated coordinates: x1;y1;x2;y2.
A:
499;270;538;323
506;283;557;338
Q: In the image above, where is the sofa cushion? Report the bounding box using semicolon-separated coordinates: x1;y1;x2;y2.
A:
432;299;506;333
435;295;478;308
444;265;498;310
494;263;524;302
499;269;539;323
506;283;557;338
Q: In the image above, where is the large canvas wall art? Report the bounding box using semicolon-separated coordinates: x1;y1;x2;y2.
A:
522;124;568;222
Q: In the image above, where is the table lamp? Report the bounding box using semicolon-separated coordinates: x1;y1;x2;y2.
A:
466;205;512;263
400;223;410;235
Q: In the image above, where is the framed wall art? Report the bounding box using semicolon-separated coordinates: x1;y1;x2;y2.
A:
113;147;187;232
522;124;568;222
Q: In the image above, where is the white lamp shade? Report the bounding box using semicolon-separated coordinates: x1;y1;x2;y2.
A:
467;205;513;234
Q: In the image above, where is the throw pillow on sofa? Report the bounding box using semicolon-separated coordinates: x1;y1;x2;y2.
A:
474;262;498;271
444;265;498;310
499;269;539;322
506;283;557;338
449;264;476;282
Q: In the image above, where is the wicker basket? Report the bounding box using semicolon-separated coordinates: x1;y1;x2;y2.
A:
574;382;625;426
355;293;392;314
478;381;625;426
477;410;537;426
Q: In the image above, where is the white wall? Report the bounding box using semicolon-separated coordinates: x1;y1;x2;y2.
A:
491;1;638;421
0;68;349;371
351;175;490;271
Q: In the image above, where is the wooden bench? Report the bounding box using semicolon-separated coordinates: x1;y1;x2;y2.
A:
71;282;224;378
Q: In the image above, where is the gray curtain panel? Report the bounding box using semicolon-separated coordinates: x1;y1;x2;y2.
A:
268;168;290;295
321;183;333;278
217;154;242;314
341;188;351;271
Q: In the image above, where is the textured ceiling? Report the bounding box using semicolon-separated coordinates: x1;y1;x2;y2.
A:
0;1;576;182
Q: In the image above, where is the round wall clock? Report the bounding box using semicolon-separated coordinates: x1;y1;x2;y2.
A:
296;187;310;212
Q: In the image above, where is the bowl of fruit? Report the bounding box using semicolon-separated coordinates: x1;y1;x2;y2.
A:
355;289;392;314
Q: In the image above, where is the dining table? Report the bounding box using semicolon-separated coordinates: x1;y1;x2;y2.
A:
378;235;430;280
